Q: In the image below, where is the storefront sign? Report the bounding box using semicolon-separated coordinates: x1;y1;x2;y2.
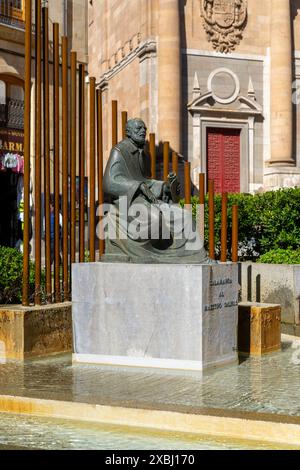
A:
0;128;24;157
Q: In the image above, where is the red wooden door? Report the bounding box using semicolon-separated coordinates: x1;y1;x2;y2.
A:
207;127;241;193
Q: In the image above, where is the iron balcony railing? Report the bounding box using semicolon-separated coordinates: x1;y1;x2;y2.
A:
0;12;24;29
0;98;24;129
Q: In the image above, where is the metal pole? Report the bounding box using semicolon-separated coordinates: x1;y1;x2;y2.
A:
208;180;215;260
53;23;60;302
149;133;156;179
70;51;77;265
79;64;85;263
112;100;118;147
62;36;69;299
232;205;239;263
172;151;178;176
89;77;96;262
34;0;42;305
96;89;105;259
163;142;169;182
122;111;127;140
42;6;51;302
184;161;191;206
199;173;205;242
199;173;205;204
221;192;228;262
22;0;32;306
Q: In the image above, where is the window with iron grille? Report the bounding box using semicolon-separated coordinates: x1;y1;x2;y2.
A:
0;79;24;130
0;0;24;27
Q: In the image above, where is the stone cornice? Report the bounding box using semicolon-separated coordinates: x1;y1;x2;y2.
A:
183;48;265;62
98;39;157;89
184;48;300;63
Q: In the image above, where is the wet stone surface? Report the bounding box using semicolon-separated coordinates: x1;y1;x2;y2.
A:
0;413;293;450
0;336;299;417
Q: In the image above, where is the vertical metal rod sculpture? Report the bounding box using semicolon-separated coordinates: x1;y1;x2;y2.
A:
34;0;42;305
22;0;32;306
172;151;178;176
163;142;169;182
70;51;77;265
42;6;51;301
96;89;105;259
89;77;96;262
53;23;60;302
232;205;239;263
122;111;128;140
112;100;118;147
79;64;85;263
149;133;156;179
199;173;205;243
62;37;69;299
184;161;191;206
199;173;205;203
208;180;215;260
221;192;228;262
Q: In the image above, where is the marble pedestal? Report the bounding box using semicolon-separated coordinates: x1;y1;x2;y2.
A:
72;263;238;372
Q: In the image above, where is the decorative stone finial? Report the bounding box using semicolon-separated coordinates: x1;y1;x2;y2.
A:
193;72;201;100
247;77;256;101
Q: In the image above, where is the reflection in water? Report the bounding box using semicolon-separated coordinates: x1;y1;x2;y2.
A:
0;337;299;416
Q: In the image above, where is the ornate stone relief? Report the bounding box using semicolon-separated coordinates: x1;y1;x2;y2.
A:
201;0;248;53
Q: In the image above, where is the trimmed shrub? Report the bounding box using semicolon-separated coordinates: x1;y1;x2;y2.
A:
258;249;300;264
181;188;300;261
0;246;38;304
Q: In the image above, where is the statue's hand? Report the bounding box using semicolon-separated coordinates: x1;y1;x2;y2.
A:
140;183;159;204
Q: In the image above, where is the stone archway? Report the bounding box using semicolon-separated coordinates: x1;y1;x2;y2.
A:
0;73;24;88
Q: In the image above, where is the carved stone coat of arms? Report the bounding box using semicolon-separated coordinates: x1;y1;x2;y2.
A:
201;0;248;53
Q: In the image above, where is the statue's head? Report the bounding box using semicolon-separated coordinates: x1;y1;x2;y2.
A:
126;118;147;148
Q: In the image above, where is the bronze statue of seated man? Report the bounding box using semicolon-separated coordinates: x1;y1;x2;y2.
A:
101;118;208;264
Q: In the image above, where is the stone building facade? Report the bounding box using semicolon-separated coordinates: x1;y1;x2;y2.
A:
0;0;88;247
88;0;300;193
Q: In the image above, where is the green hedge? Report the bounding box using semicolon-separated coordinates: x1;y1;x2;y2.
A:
258;249;300;264
0;246;40;304
181;188;300;261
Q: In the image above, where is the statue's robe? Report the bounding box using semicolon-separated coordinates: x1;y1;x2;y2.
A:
103;139;163;207
102;138;208;264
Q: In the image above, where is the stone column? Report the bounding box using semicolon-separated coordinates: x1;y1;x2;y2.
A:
157;0;181;153
270;0;294;165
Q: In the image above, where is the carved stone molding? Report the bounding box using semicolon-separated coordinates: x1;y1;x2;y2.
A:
137;40;157;63
98;40;157;88
201;0;248;54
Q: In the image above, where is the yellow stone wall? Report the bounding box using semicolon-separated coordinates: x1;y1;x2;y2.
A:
181;0;300;57
102;59;141;160
88;0;154;79
183;0;271;55
88;0;158;162
293;0;300;51
69;0;88;62
88;0;300;190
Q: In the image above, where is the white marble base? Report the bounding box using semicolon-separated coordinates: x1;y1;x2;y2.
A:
72;354;204;371
72;262;239;372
